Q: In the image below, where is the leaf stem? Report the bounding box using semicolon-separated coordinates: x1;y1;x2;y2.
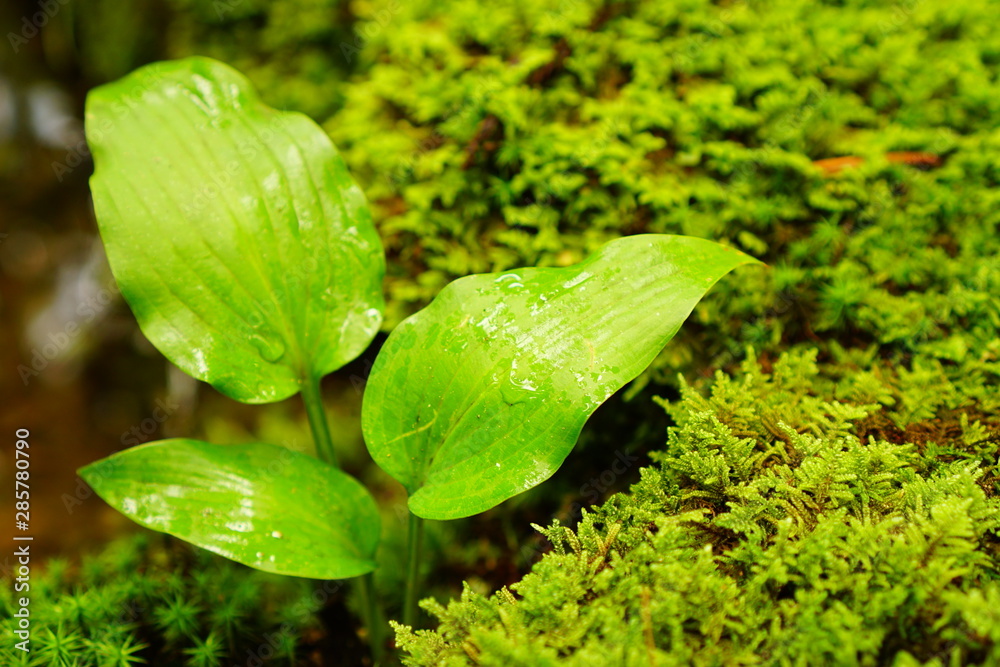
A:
359;572;385;664
300;373;387;663
301;375;339;468
403;512;426;627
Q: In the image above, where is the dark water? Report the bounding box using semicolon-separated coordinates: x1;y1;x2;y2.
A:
0;0;211;560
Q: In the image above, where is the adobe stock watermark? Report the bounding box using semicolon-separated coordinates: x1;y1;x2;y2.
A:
538;0;587;29
51;65;167;182
340;0;403;63
510;447;642;569
348;355;376;395
383;73;503;191
65;432;305;516
62;397;180;514
513;116;624;228
212;0;246;20
673;0;758;69
236;577;345;666
50;135;90;183
556;448;641;537
703;287;801;377
7;0;71;54
17;278;122;386
877;0;927;36
175;114;296;220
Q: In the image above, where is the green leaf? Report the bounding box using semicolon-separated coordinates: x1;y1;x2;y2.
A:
362;234;761;520
86;57;385;403
80;439;379;579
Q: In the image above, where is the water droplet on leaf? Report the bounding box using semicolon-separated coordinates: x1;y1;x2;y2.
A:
250;332;285;362
500;362;538;405
495;273;524;290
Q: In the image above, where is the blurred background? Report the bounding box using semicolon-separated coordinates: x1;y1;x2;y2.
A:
0;0;172;558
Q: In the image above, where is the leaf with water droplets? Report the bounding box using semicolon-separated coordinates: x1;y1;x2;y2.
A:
363;235;762;519
80;439;380;578
86;57;384;402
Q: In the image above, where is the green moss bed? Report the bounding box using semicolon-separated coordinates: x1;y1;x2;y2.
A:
0;534;335;666
395;351;1000;665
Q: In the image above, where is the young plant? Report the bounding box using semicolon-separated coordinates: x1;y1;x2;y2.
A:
80;56;384;577
80;56;761;661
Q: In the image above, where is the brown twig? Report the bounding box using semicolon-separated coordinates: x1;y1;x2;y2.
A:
814;151;942;175
527;38;571;87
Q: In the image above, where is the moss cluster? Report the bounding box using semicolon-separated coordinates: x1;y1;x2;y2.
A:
0;534;322;666
395;351;1000;665
326;0;999;386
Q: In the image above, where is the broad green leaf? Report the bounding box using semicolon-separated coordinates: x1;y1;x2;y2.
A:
80;439;379;579
86;57;384;403
363;234;761;520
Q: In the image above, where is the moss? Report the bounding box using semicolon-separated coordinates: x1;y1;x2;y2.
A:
0;533;321;666
394;350;1000;665
325;0;999;390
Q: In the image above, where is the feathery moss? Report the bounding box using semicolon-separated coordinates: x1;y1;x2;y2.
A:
0;533;321;666
395;350;1000;665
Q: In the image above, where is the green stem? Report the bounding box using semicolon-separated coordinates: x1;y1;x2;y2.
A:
300;374;386;663
301;374;338;468
403;512;426;628
359;572;385;664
